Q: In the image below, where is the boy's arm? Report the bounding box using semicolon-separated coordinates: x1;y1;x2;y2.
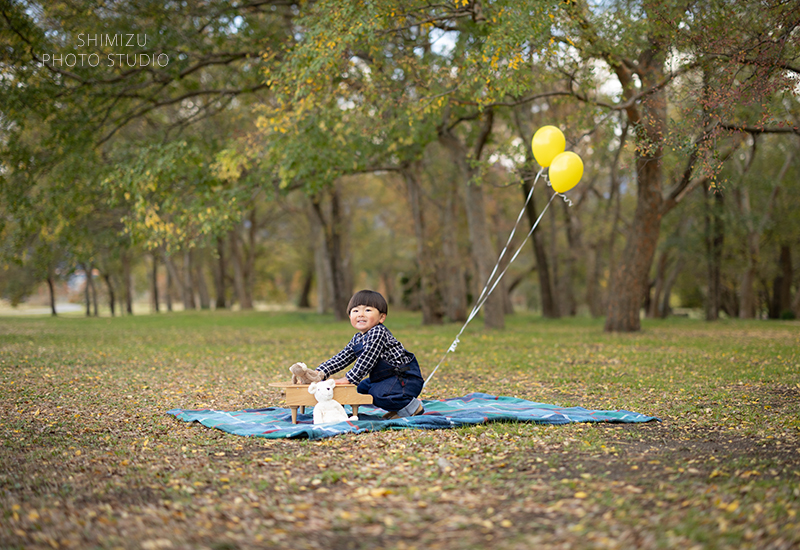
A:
316;337;357;380
344;326;388;384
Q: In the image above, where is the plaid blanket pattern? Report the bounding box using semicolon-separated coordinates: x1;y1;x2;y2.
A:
166;392;658;440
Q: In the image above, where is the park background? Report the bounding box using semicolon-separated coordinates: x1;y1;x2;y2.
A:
2;0;799;327
2;1;800;550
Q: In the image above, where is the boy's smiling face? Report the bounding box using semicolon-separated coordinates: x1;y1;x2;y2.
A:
349;304;386;334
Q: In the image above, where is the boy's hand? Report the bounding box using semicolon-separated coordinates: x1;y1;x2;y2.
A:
334;377;349;385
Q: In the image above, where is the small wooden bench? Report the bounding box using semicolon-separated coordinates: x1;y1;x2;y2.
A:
269;382;373;424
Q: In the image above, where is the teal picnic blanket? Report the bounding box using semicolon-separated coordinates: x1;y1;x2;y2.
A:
167;392;658;440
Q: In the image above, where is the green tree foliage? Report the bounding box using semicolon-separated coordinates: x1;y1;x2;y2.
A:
257;0;559;182
252;0;798;330
1;0;286;146
104;140;242;253
1;0;295;305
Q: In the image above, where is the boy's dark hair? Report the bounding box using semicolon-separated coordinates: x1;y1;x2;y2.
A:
347;290;388;315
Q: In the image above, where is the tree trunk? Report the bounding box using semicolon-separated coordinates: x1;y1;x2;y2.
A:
559;198;580;316
779;245;793;315
603;121;629;317
47;273;57;316
90;265;98;317
605;181;623;314
649;251;669;319
380;271;396;306
309;200;334;314
721;283;739;318
603;33;670;332
403;162;443;325
297;261;313;308
605;61;671;331
769;274;782;319
585;121;628;319
642;279;653;318
605;142;664;332
440;176;467;322
195;257;211;310
121;248;133;315
735;144;785;319
704;185;724;321
549;190;560;311
182;249;196;310
739;204;759;319
462;178;505;329
150;253;160;313
213;237;227;309
770;245;793;319
229;228;252;310
758;275;771;319
440;110;504;329
83;263;92;317
510;103;561;320
165;251;186;312
244;208;258;309
523;180;560;318
164;254;174;312
792;269;800;319
311;187;352;320
660;256;685;318
586;243;604;318
492;209;515;316
103;273;115;316
739;188;782;318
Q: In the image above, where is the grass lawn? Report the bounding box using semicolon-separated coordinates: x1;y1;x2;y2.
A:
1;310;798;550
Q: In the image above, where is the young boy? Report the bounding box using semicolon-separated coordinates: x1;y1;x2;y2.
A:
315;290;425;419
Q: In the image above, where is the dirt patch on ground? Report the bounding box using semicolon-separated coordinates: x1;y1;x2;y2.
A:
530;421;800;487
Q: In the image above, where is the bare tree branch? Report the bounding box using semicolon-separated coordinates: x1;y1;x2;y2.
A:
720;123;800;136
567;63;700;114
472;107;494;161
97;84;269;145
661;140;738;215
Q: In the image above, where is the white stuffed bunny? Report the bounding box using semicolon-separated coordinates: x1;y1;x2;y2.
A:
308;379;358;424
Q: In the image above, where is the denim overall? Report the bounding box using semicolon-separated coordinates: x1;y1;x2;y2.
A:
352;339;424;412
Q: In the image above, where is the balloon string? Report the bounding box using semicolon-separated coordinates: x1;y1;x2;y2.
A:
469;193;557;318
470;167;543;311
423;175;557;391
545;178;574;207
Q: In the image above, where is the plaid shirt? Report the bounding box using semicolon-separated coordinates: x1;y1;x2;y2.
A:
316;324;413;384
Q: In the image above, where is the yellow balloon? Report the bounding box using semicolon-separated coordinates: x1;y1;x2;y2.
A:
549;151;584;193
531;126;566;167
